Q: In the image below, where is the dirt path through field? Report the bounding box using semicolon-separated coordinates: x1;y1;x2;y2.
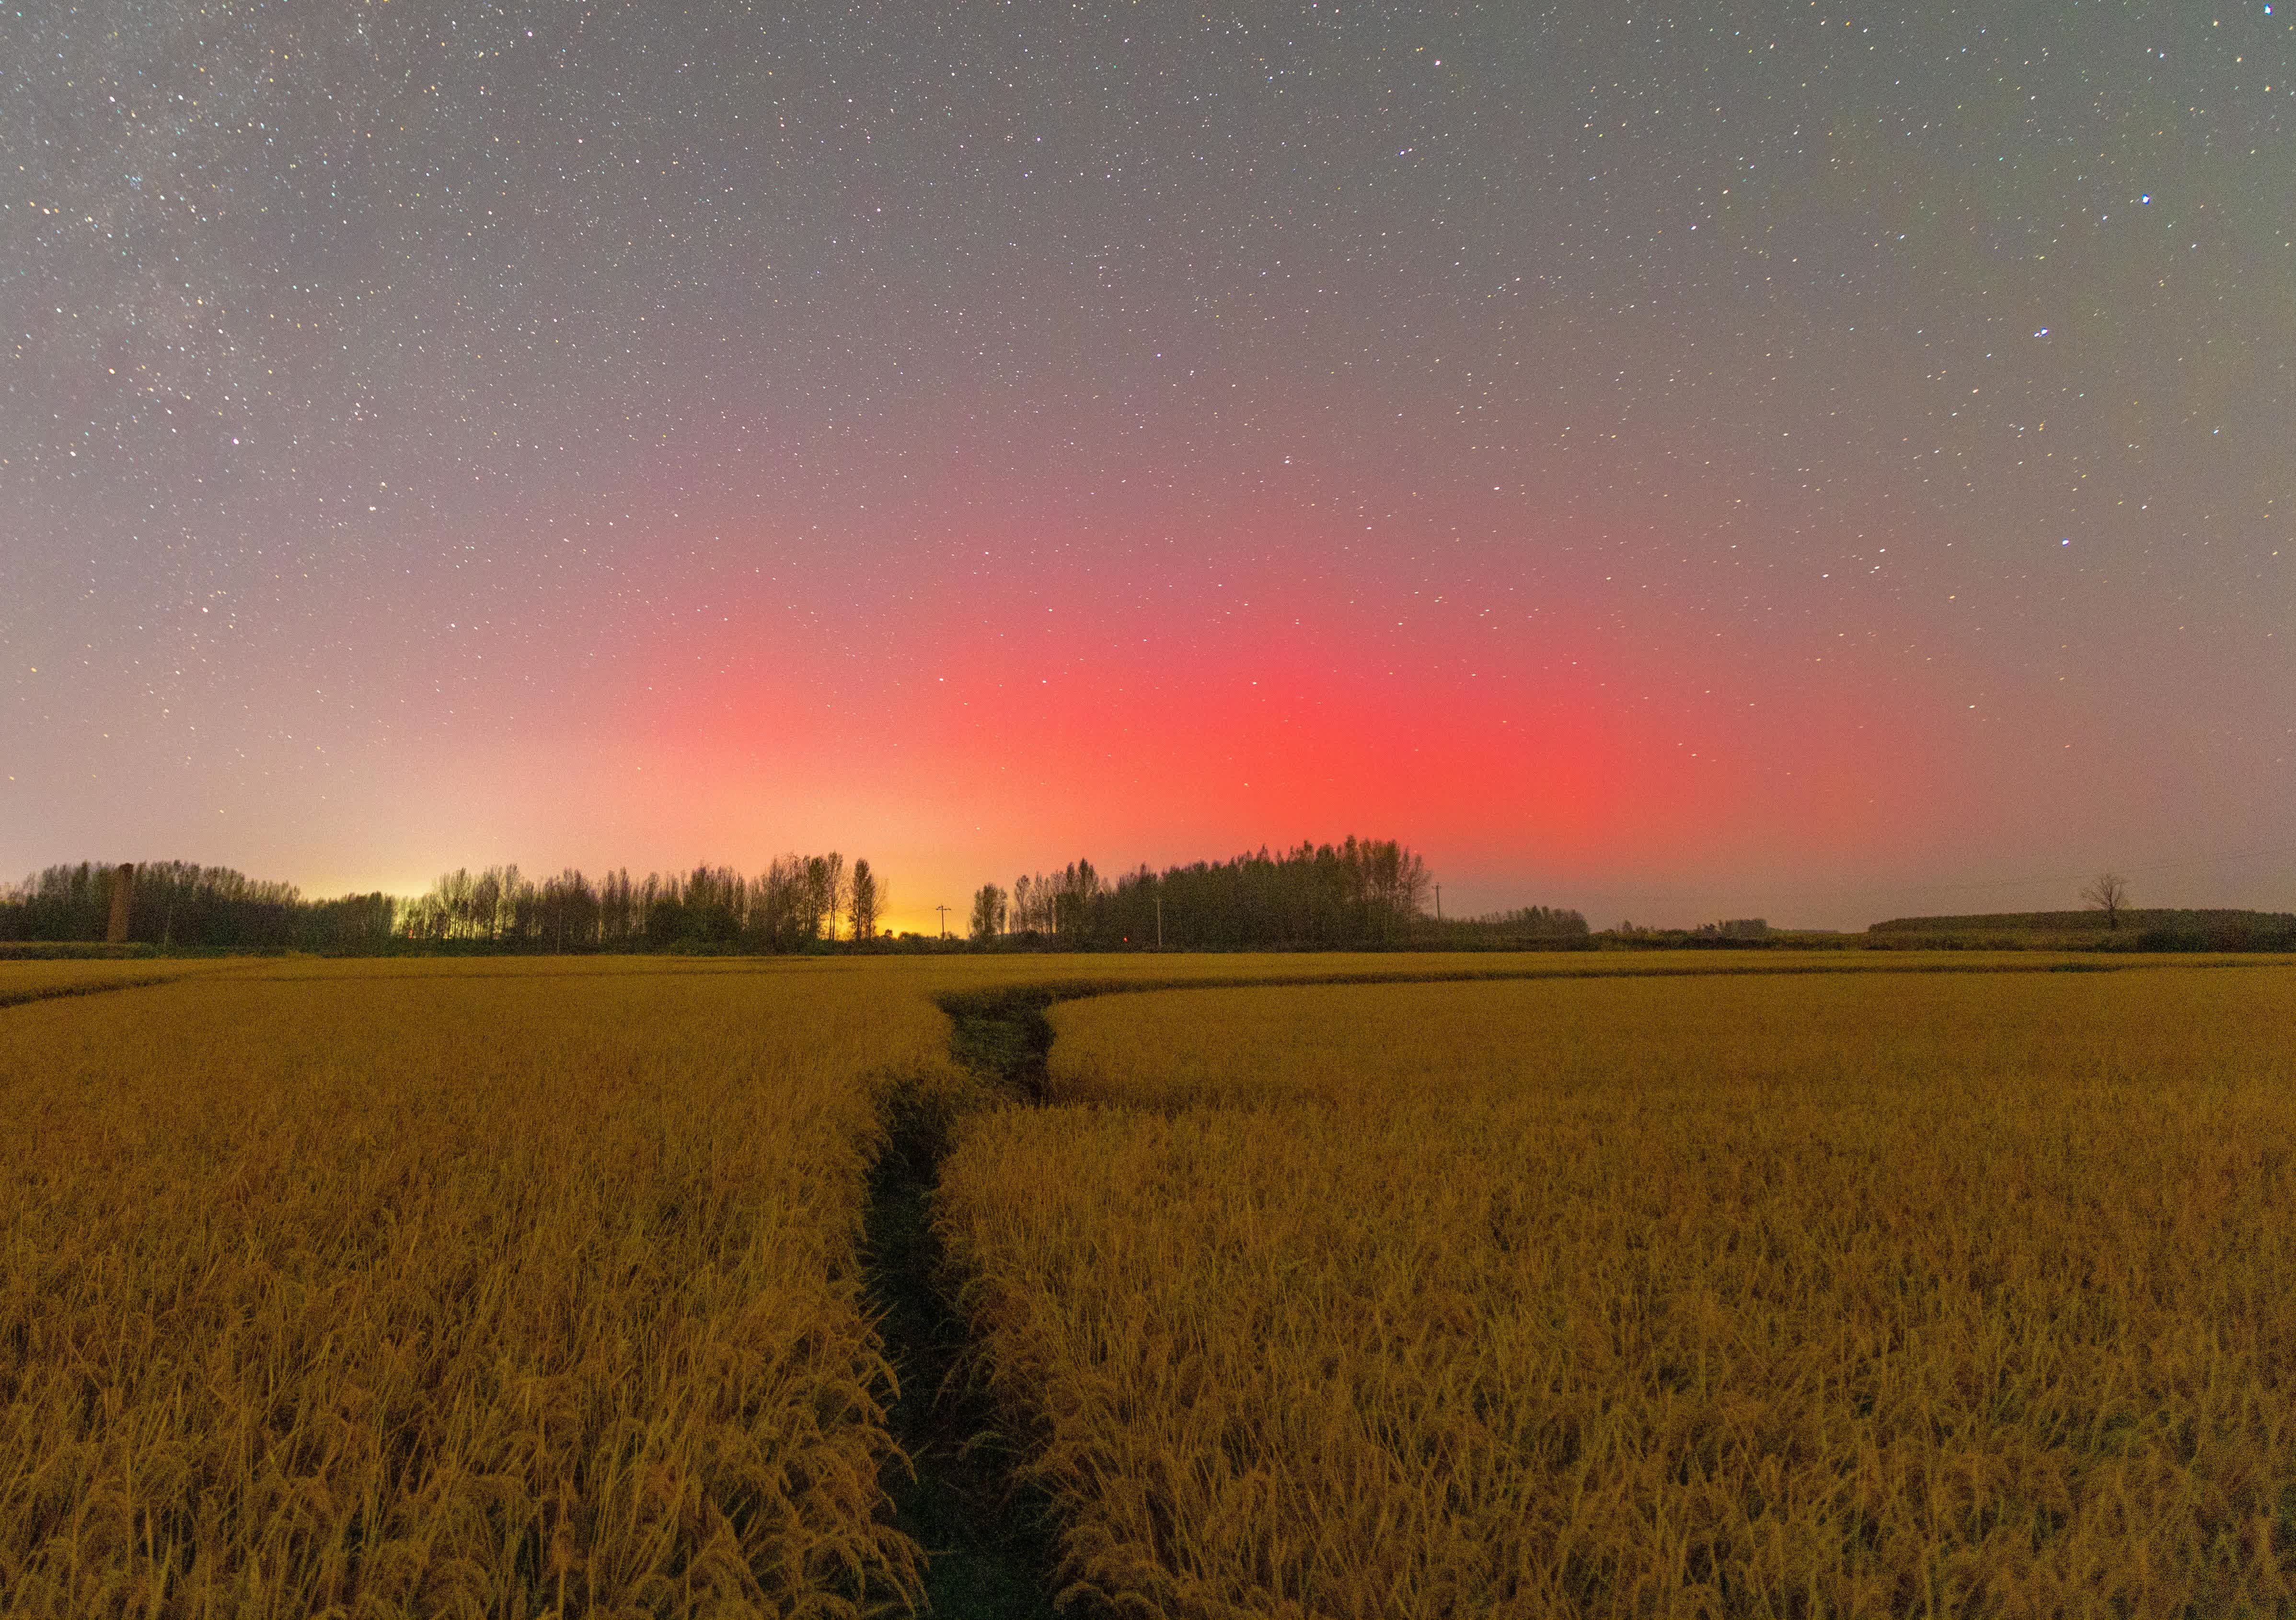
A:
859;989;1067;1618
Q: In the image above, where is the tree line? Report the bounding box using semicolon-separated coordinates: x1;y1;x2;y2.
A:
5;838;1603;955
965;837;1578;951
398;855;881;951
0;862;399;950
0;853;885;953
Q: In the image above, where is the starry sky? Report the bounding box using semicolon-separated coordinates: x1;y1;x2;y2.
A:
4;1;2290;931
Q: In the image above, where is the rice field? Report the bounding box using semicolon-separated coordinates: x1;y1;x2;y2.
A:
11;951;2294;1618
942;962;2296;1617
0;957;947;1618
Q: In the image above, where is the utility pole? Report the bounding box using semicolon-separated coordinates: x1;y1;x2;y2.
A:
1154;893;1163;951
935;903;951;939
1434;883;1442;924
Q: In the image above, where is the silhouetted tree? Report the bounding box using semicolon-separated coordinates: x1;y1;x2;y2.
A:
1012;873;1051;937
2082;872;2129;930
970;883;1008;940
849;859;880;941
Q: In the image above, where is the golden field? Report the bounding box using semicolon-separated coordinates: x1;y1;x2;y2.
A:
943;962;2296;1617
0;946;1675;1620
10;950;2295;1619
0;957;950;1619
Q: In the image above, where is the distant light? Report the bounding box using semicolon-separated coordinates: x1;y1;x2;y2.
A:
2141;194;2152;203
2061;538;2071;545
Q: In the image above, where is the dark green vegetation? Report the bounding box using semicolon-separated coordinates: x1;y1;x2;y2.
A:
0;940;155;959
938;988;1060;1100
1872;908;2296;950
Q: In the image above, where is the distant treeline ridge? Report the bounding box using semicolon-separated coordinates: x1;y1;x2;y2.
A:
970;838;1588;951
401;857;881;949
1870;907;2296;952
2;838;1601;954
0;855;886;952
0;862;397;950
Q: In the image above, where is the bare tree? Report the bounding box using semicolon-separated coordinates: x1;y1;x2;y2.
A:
2081;871;2129;930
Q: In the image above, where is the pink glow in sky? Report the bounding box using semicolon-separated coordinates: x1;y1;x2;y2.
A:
5;4;2290;928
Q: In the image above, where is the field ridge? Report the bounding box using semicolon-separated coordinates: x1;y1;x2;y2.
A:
0;974;179;1009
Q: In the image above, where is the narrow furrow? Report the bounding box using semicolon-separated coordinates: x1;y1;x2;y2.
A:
860;992;1065;1618
0;973;185;1010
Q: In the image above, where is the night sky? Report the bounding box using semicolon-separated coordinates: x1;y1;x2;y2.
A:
5;2;2290;930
